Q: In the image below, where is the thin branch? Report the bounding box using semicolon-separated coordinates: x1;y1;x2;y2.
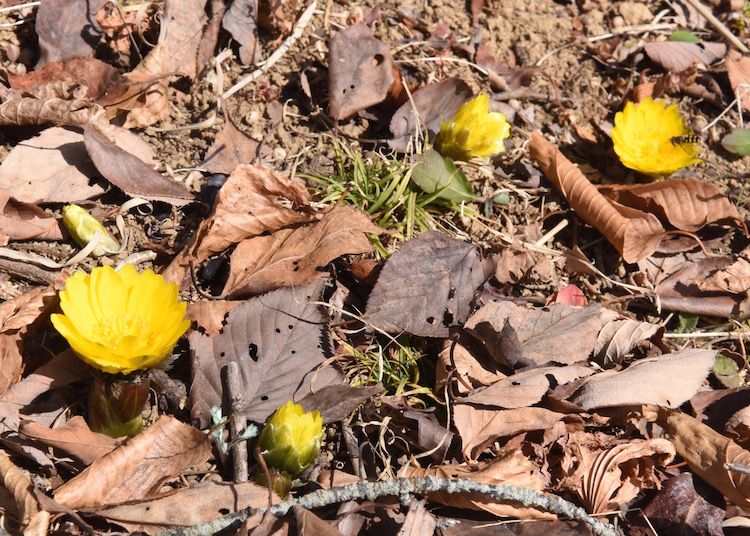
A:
157;476;621;536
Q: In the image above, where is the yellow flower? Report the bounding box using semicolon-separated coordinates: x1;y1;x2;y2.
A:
611;97;702;176
434;94;511;161
256;401;323;477
62;204;120;257
51;264;190;375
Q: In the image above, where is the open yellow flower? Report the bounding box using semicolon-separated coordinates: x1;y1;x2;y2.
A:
434;94;510;161
51;264;190;375
611;97;702;176
256;401;323;477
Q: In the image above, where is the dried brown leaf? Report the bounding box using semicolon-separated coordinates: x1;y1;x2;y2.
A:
53;415;211;509
563;432;675;514
650;406;750;508
598;178;744;233
453;405;564;460
465;301;602;368
329;25;395;121
160;0;208;80
297;383;384;424
295;504;346;536
0;350;87;432
366;231;487;337
528;130;664;263
594;318;663;366
402;452;553;519
0;96;108;129
35;0;108;69
223;206;382;297
19;417;118;466
388;77;473;152
162;164;314;287
460;368;550;409
0;190;63;241
93;480;280;535
640;473;725;536
120;45;170;129
83;126;194;205
0;281;63;397
727;49;750;113
0;450;47;533
643;41;726;72
399;500;436;536
201;113;259;174
571;348;717;410
9;58;123;100
222;0;261;65
186;300;244;335
435;340;506;396
189;278;341;426
697;248;750;294
377;396;453;462
0;127;104;204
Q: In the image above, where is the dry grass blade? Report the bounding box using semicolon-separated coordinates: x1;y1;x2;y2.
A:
528;131;664;263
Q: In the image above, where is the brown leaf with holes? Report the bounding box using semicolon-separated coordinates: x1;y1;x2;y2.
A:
598;178;744;233
648;406;750;508
529;131;664;263
54;416;210;509
223;206;383;297
329;25;396;121
454;405;565;460
402;451;553;519
727;49;750;113
0;190;63;242
365;231;488;337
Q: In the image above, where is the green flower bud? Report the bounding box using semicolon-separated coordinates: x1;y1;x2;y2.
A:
254;467;292;498
256;401;323;477
62;204;120;257
88;376;150;438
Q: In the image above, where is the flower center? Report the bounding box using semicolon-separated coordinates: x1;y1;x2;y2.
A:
93;315;154;348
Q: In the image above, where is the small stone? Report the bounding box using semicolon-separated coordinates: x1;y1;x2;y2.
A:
618;1;652;26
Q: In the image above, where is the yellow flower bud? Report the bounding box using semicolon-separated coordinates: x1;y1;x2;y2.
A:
62;204;120;257
256;401;323;477
433;94;510;161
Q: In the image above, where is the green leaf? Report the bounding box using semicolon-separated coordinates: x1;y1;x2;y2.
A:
676;313;698;334
722;128;750;156
714;354;741;388
411;150;481;203
668;30;700;43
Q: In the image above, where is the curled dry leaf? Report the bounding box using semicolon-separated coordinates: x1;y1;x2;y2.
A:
464;300;602;368
453;405;564;461
528;131;664;263
697;248;750;294
0;450;48;534
649;406;750;508
598;178;745;234
563;432;675;514
53;415;211;509
222;206;383;298
328;25;397;121
401;451;553;519
365;231;488;337
0;96;109;130
0;190;63;242
571;348;717;410
8;57;123;100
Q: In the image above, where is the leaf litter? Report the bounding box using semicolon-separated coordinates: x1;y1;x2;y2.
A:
2;0;750;534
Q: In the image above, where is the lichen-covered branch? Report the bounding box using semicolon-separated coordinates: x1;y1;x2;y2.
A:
158;476;621;536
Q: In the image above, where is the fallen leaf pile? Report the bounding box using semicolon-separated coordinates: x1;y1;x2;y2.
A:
2;0;750;535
